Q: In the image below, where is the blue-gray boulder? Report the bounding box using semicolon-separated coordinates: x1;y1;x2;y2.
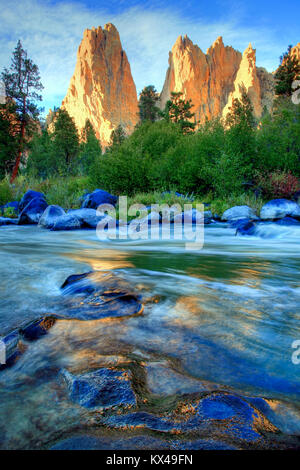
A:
60;368;136;409
260;199;300;220
18;197;48;225
275;216;300;226
51;213;82;231
222;205;258;221
81;189;117;209
18;190;45;212
38;205;66;229
68;208;105;228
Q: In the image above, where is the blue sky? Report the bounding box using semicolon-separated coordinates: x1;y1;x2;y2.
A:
1;0;299;114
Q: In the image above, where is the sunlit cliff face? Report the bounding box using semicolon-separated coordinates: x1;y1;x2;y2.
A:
160;35;275;122
61;23;138;147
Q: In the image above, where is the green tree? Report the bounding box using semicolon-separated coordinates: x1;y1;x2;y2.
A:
26;128;56;178
1;40;43;182
0;105;17;179
224;90;257;187
162;92;196;134
52;108;79;174
108;124;126;150
78;119;101;174
274;45;300;97
138;85;160;122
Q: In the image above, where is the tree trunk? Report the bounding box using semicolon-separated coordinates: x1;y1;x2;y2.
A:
10;119;25;183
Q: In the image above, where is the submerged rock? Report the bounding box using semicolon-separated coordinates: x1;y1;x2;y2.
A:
51;214;82;231
0;217;18;226
60;367;136;409
102;392;279;448
260;199;300;220
81;189;117;209
38;205;66;229
18;197;48;225
232;219;257;236
222;205;258;221
60;271;143;320
20;316;57;341
68;208;105;228
275;216;300;226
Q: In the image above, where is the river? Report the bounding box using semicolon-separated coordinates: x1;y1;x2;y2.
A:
0;223;299;449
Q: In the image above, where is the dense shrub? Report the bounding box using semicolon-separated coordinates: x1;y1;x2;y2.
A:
255;170;300;199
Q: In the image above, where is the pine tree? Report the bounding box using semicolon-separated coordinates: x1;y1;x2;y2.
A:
225;89;256;129
138;85;160;122
1;40;43;182
108;124;126;149
0;104;17;179
274;46;300;98
52;108;79;174
162;92;196;134
78;119;101;174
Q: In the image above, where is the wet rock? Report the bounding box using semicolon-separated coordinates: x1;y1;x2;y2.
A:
60;367;136;409
81;189;117;209
60;271;143;320
19;190;46;213
0;217;18;226
222;205;258;221
260;199;300;220
275;216;300;226
51;214;82;231
0;330;22;370
20;316;56;341
145;362;219;396
173;209;204;224
18;197;48;225
68;208;105;228
38;205;66;229
102;392;277;447
233;219;257;236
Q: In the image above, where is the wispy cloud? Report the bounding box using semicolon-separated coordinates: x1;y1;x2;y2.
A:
0;0;289;113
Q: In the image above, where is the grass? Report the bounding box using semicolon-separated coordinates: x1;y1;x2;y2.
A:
0;176;266;218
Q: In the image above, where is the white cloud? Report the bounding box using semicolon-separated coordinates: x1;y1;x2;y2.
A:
0;0;287;114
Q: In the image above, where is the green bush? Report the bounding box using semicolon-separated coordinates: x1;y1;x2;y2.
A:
0;179;13;205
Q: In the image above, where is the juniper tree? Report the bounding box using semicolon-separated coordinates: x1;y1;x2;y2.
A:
138;85;160;122
162;92;196;134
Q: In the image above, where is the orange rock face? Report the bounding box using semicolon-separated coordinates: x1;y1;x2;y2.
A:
61;24;138;147
160;36;242;122
160;35;276;122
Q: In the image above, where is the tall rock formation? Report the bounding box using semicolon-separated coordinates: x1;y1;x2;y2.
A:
160;35;276;122
160;36;242;122
222;43;262;118
61;24;138;147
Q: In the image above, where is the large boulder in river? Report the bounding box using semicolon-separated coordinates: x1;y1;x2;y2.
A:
18;190;45;213
60;368;136;409
38;205;66;229
222;205;258;221
68;208;105;228
260;199;300;220
81;189;117;209
51;214;82;231
18;197;48;225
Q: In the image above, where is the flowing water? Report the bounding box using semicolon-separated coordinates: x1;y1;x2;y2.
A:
0;224;299;449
